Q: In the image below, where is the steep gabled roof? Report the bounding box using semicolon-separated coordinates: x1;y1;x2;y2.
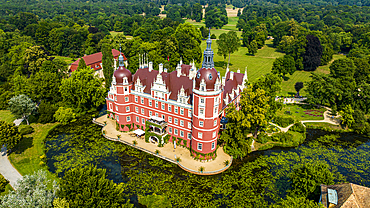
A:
320;183;370;208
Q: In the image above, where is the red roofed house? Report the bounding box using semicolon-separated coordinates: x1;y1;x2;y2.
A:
106;34;247;161
69;49;127;78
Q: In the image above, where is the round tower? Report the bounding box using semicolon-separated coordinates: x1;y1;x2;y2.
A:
191;33;223;161
112;53;133;131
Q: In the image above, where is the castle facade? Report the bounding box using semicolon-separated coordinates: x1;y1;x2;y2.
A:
106;35;247;160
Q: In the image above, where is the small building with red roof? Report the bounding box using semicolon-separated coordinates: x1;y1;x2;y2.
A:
69;49;127;78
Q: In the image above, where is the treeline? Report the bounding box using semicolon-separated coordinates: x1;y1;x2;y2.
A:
231;0;370;7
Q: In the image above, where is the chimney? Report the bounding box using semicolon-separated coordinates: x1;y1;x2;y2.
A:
149;62;153;72
230;71;234;80
159;63;163;73
164;68;168;73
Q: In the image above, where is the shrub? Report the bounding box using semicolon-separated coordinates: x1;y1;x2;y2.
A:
274;116;294;127
37;101;58;123
271;132;294;143
19;125;34;135
290;122;306;133
0;173;9;193
211;34;216;39
256;132;270;144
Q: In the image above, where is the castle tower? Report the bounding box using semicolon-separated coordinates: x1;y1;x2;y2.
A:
111;52;133;131
191;33;223;160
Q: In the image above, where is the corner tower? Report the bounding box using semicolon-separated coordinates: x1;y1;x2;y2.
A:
191;33;223;161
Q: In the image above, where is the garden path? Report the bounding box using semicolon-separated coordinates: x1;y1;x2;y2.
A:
0;145;23;190
270;109;341;132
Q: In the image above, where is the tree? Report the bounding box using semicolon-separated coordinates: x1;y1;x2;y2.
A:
23;46;48;75
302;35;323;71
58;165;133;208
77;58;87;71
54;107;76;125
339;104;355;129
138;194;172;208
174;23;202;64
41;58;68;77
294;82;304;97
0;121;22;151
271;196;323;208
102;43;114;90
0;170;58;208
253;73;283;120
192;3;203;22
0;173;9;193
37;101;58;124
53;198;70;208
8;94;37;125
248;40;258;55
237;9;241;17
59;68;105;113
205;6;228;29
28;71;62;103
216;31;241;69
271;55;296;78
288;162;334;199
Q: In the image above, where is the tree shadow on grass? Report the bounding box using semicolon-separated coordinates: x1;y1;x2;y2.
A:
214;61;233;68
12;136;34;154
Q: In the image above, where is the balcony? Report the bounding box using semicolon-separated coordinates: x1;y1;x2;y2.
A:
147;116;167;135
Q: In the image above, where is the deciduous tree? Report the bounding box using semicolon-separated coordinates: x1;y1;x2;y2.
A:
76;57;87;71
271;55;296;78
174;23;202;64
0;170;58;208
54;107;76;125
102;43;114;90
294;82;304;97
8;94;36;125
302;35;323;71
59;68;105;113
216;31;241;69
339;104;355;129
248;40;258;55
0;121;22;151
58;165;133;208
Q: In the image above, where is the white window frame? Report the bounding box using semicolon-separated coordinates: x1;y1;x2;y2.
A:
211;142;215;150
155;113;158;117
162;103;165;110
174;107;178;114
142;118;145;124
126;116;131;122
136;116;139;122
180;130;184;137
200;98;204;104
115;106;118;111
174;118;178;125
169;127;172;133
125;97;129;102
168;105;172;112
149;100;152;106
197;143;202;151
174;129;178;135
188;122;191;129
135;96;138;102
213;131;216;138
169;117;172;123
135;107;138;113
180;108;184;115
180;120;184;127
188;110;191;117
198;132;202;139
141;108;144;114
141;98;144;104
188;133;191;139
116;115;119;121
199;108;204;116
155;101;158;108
199;121;204;127
149;111;152;116
214;120;217;126
115;96;117;101
126;106;130;112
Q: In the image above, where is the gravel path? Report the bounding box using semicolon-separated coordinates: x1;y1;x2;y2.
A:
0;145;23;190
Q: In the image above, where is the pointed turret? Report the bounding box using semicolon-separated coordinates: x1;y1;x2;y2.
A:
202;31;214;69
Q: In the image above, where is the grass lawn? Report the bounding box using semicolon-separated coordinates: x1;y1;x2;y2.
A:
276;104;326;121
0;110;15;123
110;31;133;39
0;183;13;196
8;122;60;182
200;39;283;80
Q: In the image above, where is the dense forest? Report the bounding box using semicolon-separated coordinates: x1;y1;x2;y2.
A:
0;0;370;207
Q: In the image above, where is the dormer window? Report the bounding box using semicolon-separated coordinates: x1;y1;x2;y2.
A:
201;86;205;91
123;77;128;84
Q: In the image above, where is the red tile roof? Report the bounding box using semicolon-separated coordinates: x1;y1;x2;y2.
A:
70;49;126;72
222;71;244;108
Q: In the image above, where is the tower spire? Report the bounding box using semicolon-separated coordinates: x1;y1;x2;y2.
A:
118;44;124;67
202;29;214;69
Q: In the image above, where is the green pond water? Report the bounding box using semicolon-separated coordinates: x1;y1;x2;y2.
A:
45;114;370;207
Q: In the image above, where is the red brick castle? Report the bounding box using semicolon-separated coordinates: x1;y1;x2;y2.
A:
106;35;247;160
